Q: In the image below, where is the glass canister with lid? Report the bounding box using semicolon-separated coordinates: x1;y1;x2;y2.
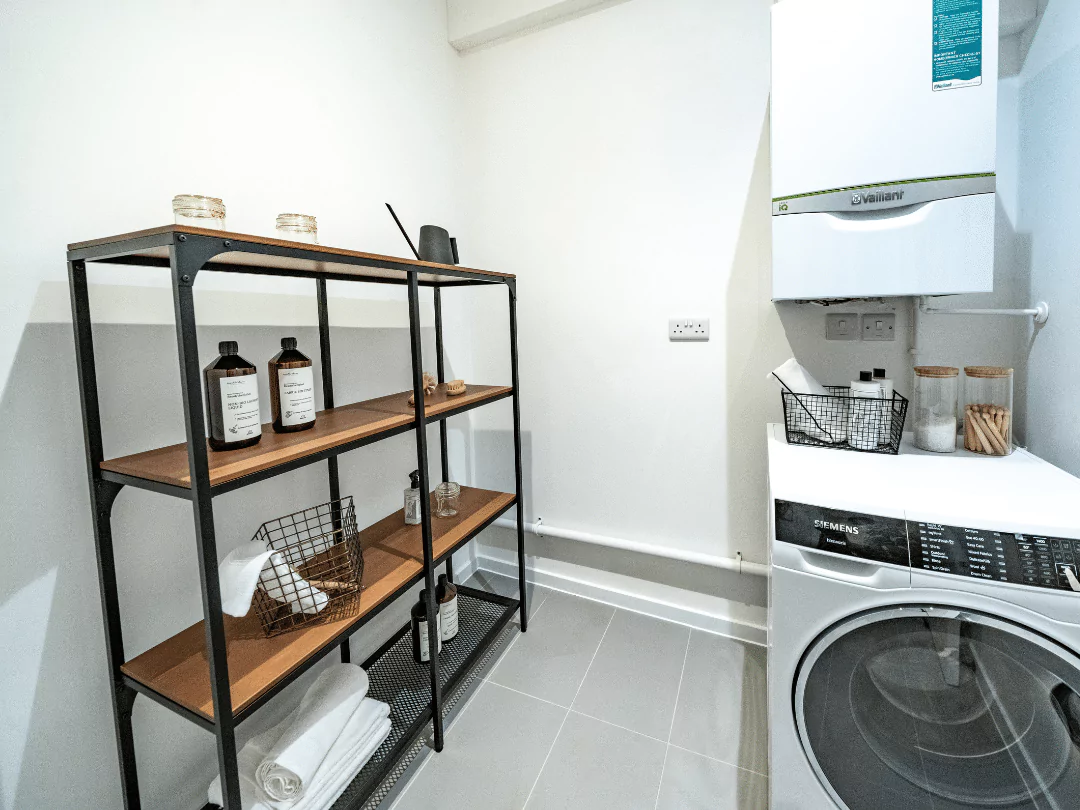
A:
173;194;226;230
275;213;318;244
963;366;1014;456
913;366;959;453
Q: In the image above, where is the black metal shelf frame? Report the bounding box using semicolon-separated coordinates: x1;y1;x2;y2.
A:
67;230;529;810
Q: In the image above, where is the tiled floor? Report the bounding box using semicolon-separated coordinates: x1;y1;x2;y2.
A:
388;572;768;810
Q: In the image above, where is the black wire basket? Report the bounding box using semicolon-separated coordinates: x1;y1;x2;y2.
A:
780;386;909;455
251;497;364;637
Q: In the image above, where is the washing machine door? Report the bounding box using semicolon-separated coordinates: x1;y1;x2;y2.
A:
795;606;1080;810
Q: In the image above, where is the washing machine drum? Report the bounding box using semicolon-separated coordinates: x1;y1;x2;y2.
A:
795;607;1080;809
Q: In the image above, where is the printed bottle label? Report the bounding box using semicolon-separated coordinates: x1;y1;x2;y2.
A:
220;374;262;442
279;366;315;426
440;598;458;641
405;492;420;525
417;615;442;662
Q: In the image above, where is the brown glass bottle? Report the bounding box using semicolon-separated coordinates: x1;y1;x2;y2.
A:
204;341;262;451
269;337;316;433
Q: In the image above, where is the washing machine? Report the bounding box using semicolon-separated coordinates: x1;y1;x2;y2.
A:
766;424;1080;810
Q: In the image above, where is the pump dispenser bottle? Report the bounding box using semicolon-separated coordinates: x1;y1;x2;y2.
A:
204;341;262;451
873;368;894;445
411;589;442;663
849;371;883;450
269;337;316;433
404;470;422;525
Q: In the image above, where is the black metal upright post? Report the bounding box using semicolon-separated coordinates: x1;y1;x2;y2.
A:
433;287;453;583
316;278;350;664
69;260;142;810
507;280;528;631
170;237;242;810
407;272;444;751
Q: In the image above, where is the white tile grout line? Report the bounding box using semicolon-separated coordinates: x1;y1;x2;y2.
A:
520;607;617;809
485;680;570;711
667;743;771;780
653;627;693;810
482;585;553;683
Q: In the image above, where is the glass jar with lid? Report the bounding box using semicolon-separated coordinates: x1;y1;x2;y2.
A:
963;366;1014;456
275;213;318;244
434;481;461;518
913;366;959;453
173;195;226;230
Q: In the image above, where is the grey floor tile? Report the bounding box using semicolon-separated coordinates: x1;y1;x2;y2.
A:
525;712;666;810
656;747;768;810
669;631;768;774
489;591;615;707
464;570;551;620
390;681;566;810
571;610;690;740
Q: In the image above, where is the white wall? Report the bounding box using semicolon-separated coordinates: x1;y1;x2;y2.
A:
454;0;783;574
0;3;468;809
1014;0;1080;475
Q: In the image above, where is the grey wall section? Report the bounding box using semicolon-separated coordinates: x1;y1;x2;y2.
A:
0;322;450;810
1016;6;1080;476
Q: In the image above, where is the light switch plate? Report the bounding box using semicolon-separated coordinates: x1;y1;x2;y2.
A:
862;313;896;341
826;313;859;341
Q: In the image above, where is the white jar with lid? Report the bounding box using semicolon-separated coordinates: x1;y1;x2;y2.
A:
173;195;226;230
913;366;959;453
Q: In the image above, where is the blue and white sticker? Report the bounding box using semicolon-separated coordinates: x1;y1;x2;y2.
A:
932;0;982;91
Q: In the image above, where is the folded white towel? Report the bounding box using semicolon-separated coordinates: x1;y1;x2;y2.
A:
218;541;328;618
256;665;370;802
207;698;391;810
769;358;846;443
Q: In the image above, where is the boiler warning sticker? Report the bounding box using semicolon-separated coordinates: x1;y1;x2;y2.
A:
933;0;983;91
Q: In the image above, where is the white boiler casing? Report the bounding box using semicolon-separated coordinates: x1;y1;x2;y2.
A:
771;0;999;300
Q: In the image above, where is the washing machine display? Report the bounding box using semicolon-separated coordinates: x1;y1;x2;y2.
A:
911;521;1080;592
775;500;909;567
796;606;1080;810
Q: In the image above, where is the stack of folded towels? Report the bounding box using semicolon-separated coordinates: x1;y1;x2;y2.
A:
208;664;391;810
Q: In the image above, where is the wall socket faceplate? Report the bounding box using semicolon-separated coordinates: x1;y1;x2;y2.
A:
862;313;896;341
669;318;710;341
825;313;859;341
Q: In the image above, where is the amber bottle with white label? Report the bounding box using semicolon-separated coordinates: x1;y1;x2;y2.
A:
269;337;316;433
204;341;263;451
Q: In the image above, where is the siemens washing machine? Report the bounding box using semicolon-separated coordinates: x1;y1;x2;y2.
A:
766;424;1080;810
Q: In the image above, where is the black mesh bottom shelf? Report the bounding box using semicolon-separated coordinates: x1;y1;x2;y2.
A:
331;586;519;809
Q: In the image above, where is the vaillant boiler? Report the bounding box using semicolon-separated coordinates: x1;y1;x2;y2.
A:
771;0;999;300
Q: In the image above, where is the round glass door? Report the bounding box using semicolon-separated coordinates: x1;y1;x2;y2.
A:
796;606;1080;810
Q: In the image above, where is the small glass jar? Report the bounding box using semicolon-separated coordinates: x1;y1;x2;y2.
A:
275;213;318;244
173;195;226;230
913;367;959;453
434;481;461;518
963;366;1014;456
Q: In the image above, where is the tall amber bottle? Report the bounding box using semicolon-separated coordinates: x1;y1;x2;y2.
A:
204;341;262;451
269;337;316;433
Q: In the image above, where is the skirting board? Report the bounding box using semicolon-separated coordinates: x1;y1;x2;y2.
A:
475;544;768;646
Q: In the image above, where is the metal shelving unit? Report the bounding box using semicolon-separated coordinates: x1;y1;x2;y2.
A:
67;225;528;810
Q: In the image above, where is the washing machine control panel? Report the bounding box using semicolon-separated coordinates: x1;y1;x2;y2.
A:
774;500;909;567
910;521;1080;592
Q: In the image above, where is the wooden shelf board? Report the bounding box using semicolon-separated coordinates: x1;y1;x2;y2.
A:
120;486;516;722
67;225;513;285
99;384;511;490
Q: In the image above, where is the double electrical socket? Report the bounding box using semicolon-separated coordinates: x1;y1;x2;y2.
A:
669;318;710;341
826;313;895;342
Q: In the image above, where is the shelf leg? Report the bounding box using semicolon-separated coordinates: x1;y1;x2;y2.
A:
434;287;453;584
408;272;445;752
316;279;350;664
507;280;528;632
69;259;143;809
171;246;242;810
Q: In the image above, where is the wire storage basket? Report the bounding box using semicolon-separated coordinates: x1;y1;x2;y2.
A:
251;497;364;637
780;386;909;455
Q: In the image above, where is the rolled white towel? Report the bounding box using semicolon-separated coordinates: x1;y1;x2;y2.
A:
255;664;370;802
207;697;391;810
259;551;329;616
769;358;846;443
